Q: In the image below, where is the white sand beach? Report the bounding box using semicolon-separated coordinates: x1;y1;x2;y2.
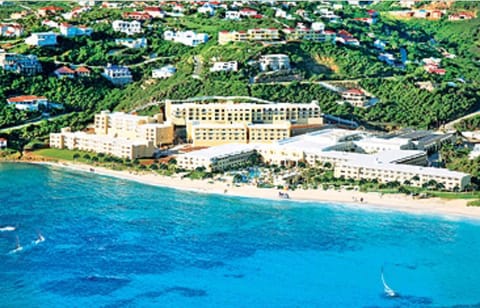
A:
19;160;480;220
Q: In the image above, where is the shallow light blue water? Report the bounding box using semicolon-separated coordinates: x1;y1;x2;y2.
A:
1;163;480;307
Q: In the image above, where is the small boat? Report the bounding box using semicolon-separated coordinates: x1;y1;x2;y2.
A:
34;233;45;244
0;226;15;232
381;266;397;297
9;236;23;254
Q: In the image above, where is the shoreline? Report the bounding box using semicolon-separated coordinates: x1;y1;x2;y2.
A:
5;160;480;221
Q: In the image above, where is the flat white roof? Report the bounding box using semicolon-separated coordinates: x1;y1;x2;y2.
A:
342;159;469;178
171;102;319;109
248;122;291;129
141;122;172;128
192;122;246;129
54;131;149;146
373;150;426;163
354;137;410;147
101;111;151;121
276;128;361;150
180;144;256;160
305;149;426;164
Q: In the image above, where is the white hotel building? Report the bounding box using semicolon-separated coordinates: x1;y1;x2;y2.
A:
177;128;471;191
50;128;156;159
335;160;470;191
177;144;256;172
50;111;174;159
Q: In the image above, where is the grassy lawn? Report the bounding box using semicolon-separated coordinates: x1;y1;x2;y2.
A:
429;191;480;200
33;148;91;163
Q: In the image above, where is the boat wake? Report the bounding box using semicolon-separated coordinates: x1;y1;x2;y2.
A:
8;246;23;254
9;236;23;254
381;266;398;298
0;226;16;232
7;233;45;255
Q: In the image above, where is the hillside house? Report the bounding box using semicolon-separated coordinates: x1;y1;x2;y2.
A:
25;32;58;47
164;30;208;47
6;95;50;111
0;23;23;37
0;52;42;75
259;54;291;71
102;64;132;86
152;65;176;79
144;7;165;18
38;6;64;17
60;23;93;37
112;20;142;35
210;61;238;72
342;89;368;107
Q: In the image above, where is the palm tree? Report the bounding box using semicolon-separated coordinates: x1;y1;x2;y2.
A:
435;182;445;191
233;173;243;183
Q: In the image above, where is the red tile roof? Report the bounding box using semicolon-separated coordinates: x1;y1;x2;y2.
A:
7;95;47;103
145;6;162;11
55;66;75;74
344;88;364;95
39;6;64;11
75;66;91;73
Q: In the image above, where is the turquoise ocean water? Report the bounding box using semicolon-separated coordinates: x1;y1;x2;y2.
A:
1;162;480;307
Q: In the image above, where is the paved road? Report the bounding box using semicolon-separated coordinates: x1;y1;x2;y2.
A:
442;109;480;131
54;56;175;69
0;112;75;133
131;95;279;113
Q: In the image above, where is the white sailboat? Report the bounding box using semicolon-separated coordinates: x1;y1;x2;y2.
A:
34;233;45;244
381;266;397;297
9;236;23;254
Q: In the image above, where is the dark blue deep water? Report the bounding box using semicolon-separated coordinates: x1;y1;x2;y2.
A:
1;163;480;307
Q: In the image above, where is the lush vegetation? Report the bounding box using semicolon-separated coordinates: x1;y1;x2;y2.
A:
454;115;480;131
359;78;480;129
0;1;479;154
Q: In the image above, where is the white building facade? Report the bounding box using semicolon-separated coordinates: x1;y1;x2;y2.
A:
163;30;208;47
25;32;57;46
112;20;142;35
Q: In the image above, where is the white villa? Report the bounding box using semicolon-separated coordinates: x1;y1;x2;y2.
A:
163;30;208;47
115;37;147;49
25;32;58;46
102;64;132;86
152;65;176;79
60;23;93;37
112;20;142;35
0;23;23;37
6;95;49;111
210;61;238;72
259;54;291;71
0;52;42;75
225;11;241;20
